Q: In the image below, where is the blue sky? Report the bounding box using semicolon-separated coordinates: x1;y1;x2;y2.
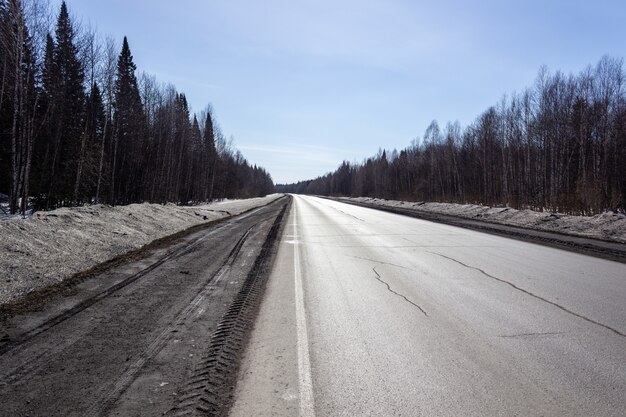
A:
56;0;626;184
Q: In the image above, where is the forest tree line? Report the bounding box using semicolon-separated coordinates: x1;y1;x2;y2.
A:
1;0;274;215
278;56;626;215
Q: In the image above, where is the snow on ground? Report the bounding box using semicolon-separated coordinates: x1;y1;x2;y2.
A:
337;197;626;244
0;194;282;306
0;193;35;220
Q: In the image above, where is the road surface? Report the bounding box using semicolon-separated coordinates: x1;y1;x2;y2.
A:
230;195;626;417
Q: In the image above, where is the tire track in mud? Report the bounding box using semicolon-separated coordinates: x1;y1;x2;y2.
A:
168;199;289;417
83;229;254;417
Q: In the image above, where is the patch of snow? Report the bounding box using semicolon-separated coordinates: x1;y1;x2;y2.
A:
0;194;35;220
0;194;282;306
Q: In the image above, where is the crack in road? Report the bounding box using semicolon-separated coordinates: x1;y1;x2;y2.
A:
328;205;366;222
499;331;565;338
429;251;625;338
351;255;416;272
372;267;428;317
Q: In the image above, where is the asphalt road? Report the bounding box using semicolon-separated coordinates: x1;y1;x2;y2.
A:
0;197;288;417
230;195;626;417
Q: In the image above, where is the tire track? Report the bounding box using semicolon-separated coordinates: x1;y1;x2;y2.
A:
84;229;254;417
168;199;289;417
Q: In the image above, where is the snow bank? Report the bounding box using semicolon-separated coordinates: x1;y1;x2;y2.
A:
0;195;282;306
338;197;626;243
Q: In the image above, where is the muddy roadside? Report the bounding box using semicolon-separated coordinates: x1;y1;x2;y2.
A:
0;196;290;417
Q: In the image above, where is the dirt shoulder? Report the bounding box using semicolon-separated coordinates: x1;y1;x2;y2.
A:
0;195;283;307
0;197;290;417
329;196;626;263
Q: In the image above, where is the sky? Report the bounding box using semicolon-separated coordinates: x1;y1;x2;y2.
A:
52;0;626;184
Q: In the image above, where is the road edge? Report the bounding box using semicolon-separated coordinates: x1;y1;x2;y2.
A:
322;196;626;263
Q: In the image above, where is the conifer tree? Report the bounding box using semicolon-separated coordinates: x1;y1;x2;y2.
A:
112;36;145;204
204;110;217;200
44;1;85;208
189;114;202;201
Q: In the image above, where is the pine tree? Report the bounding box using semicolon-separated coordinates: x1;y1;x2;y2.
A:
112;36;145;204
43;1;85;208
203;110;217;200
173;93;190;202
189;114;202;201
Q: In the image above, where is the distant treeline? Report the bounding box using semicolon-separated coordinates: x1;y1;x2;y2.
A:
278;57;626;214
0;0;274;215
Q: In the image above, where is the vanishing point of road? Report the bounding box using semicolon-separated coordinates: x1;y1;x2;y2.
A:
230;195;626;417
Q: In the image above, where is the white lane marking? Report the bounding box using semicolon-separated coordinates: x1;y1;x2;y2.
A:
293;201;315;417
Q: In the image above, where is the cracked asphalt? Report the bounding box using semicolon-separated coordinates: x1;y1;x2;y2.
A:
229;195;626;417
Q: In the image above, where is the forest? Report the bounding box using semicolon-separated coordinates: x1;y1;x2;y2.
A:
0;0;274;215
278;56;626;215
